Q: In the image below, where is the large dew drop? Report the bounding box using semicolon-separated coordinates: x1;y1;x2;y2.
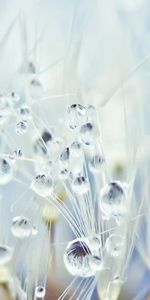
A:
64;238;94;277
31;174;53;198
100;181;127;218
0;246;13;265
11;216;32;238
0;159;13;185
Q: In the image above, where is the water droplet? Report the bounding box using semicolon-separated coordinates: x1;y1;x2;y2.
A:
20;106;30;120
70;141;82;157
35;286;46;297
31;174;53;198
100;181;127;218
87;105;96;121
89;255;102;272
72;176;89;194
80;123;99;145
89;155;105;173
10;92;20;105
67;104;86;129
64;238;94;277
106;234;125;257
33;130;53;158
11;216;32;238
60;147;70;164
59;168;69;180
87;236;101;251
29;78;43;98
13;148;23;159
0;159;12;185
16;120;28;135
0;246;13;265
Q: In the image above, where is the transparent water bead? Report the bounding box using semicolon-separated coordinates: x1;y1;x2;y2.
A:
0;246;13;265
31;174;53;198
87;236;101;251
11;216;32;238
60;147;70;164
89;255;102;272
33;130;53;158
13;148;23;159
106;234;126;257
70;141;82;157
87;105;96;121
20;106;30;120
72;176;89;194
89;155;105;173
80;122;99;145
35;286;46;298
16;120;28;135
64;238;94;277
59;168;69;180
0;159;12;185
67;104;86;129
100;181;127;218
29;78;43;98
9;92;20;105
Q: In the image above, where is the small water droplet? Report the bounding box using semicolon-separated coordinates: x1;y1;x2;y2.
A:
11;216;32;238
106;234;125;257
31;174;53;198
67;104;86;129
16;120;28;135
72;176;89;194
0;159;13;185
89;155;105;173
35;285;46;297
80;123;99;145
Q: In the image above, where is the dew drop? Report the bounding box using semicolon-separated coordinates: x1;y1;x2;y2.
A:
11;216;32;238
64;238;94;277
89;155;105;173
80;122;99;145
35;285;46;298
72;176;89;194
31;174;53;198
67;104;86;129
19;106;30;120
106;234;125;257
87;236;101;251
0;246;13;265
60;147;70;164
100;181;127;218
29;78;43;98
70;141;82;157
16;120;28;135
13;148;23;159
0;159;12;185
